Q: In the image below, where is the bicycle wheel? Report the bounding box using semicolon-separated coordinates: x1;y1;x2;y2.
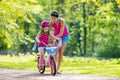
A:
37;57;45;74
50;57;56;75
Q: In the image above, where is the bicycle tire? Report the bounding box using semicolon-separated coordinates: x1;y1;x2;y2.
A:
37;57;45;74
50;57;56;75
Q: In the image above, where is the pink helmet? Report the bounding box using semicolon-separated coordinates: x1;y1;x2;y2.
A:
41;21;50;27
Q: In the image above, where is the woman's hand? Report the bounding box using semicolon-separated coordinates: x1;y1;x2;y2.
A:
56;37;61;41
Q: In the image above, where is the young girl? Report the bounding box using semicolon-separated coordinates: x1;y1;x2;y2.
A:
35;21;60;69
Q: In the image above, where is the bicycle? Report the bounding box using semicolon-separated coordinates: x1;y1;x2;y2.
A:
37;46;57;75
37;39;62;75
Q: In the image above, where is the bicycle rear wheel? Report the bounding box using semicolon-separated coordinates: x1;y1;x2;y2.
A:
50;57;56;75
37;57;45;74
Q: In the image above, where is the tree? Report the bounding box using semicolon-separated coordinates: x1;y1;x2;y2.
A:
0;0;42;53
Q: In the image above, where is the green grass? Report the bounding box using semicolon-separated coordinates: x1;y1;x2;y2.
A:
61;57;120;77
0;53;120;77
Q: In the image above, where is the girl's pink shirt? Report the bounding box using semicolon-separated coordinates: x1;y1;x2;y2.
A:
38;33;49;47
52;22;68;38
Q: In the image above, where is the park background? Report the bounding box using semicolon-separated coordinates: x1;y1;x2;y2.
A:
0;0;120;77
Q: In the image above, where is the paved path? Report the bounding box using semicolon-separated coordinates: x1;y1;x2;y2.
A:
0;68;120;80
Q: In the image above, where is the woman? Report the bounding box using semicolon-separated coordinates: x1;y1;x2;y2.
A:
50;11;69;74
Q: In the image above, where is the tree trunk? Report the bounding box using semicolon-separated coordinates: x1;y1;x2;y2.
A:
83;2;87;55
76;21;83;55
21;22;29;53
24;22;29;35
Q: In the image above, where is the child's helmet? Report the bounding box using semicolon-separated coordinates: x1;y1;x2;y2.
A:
41;21;50;27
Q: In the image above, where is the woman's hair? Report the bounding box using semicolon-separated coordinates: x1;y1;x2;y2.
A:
51;11;59;18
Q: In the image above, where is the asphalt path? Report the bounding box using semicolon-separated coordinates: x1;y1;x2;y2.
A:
0;68;120;80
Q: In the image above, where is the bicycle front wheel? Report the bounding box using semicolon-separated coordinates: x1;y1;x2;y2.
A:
50;57;56;75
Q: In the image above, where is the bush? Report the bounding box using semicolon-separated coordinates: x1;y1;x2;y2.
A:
95;36;120;58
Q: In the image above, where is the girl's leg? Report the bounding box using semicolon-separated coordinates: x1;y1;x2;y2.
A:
39;51;44;66
38;47;45;67
57;42;67;72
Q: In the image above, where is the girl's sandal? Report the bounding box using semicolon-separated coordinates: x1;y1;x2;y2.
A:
39;65;43;70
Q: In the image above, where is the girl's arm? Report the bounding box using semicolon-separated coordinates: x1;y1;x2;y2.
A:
35;31;41;43
56;19;65;38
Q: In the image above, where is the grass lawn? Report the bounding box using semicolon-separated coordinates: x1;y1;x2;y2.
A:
0;53;120;77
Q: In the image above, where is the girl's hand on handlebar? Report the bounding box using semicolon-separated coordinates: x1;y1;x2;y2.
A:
36;39;40;43
46;44;53;47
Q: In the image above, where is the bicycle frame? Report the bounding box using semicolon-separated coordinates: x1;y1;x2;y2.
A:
42;47;57;66
37;47;57;75
42;55;54;67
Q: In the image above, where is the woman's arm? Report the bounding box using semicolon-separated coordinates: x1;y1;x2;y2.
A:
49;21;53;31
50;32;60;40
35;31;41;43
56;19;65;38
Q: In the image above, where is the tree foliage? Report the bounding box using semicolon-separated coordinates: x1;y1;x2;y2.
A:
0;0;42;52
0;0;120;58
